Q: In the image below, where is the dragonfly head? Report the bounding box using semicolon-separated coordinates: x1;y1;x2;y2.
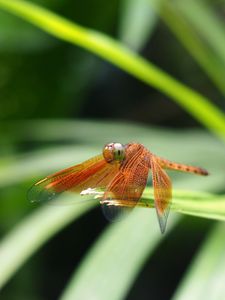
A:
103;142;126;163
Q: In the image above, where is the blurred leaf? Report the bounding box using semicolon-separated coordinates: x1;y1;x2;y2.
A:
141;189;225;222
0;1;225;140
0;196;96;289
60;210;178;300
157;0;225;96
177;0;225;67
0;119;224;193
61;189;225;300
172;223;225;300
0;10;56;52
119;0;157;51
0;120;224;292
0;185;224;291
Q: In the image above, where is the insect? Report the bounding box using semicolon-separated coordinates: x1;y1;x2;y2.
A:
28;142;208;233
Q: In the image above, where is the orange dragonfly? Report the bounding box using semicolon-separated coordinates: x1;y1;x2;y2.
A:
28;142;208;233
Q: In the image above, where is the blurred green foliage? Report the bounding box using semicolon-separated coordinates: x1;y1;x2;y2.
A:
0;1;225;300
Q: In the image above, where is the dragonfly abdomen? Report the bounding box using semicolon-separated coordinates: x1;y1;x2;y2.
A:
157;158;208;176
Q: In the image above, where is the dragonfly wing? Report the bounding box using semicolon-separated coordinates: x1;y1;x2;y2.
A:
28;155;119;203
151;155;172;234
101;162;149;221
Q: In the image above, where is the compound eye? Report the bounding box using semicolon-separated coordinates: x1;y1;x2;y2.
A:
103;143;126;163
113;143;125;161
103;143;114;162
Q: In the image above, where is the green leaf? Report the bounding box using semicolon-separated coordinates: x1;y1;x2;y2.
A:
0;145;99;187
172;223;225;300
177;0;225;67
1;120;224;193
0;10;56;52
0;119;224;193
154;0;225;96
60;188;225;300
1;186;222;292
0;0;225;140
0;196;96;289
60;210;178;300
119;0;157;51
141;188;225;222
0;120;224;292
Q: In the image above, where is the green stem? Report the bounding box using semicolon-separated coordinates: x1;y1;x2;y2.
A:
0;0;225;139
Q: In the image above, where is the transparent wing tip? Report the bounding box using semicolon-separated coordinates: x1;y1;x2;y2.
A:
158;216;167;234
156;208;170;234
27;183;59;203
101;202;131;222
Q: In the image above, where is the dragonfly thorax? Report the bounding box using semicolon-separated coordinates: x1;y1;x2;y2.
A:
103;142;126;163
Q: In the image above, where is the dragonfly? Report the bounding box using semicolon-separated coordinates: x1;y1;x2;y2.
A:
28;142;208;233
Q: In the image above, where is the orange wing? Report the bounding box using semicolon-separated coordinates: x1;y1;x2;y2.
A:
101;161;149;220
151;155;172;234
28;155;119;203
